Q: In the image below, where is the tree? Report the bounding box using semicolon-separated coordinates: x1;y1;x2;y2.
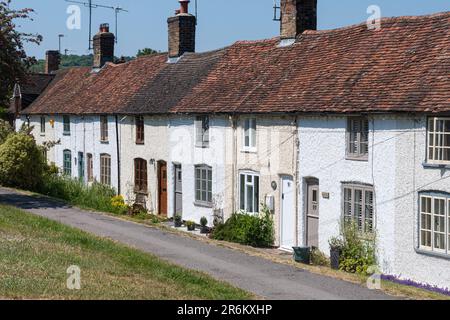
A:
0;0;41;109
137;48;158;57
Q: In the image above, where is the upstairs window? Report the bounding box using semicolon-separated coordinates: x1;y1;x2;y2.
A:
195;116;210;148
134;158;148;193
100;116;108;142
135;116;145;144
63;116;70;135
63;150;72;176
243;118;257;151
40;116;45;134
239;172;259;213
347;117;369;160
427;118;450;165
195;165;212;205
419;193;449;255
343;184;374;233
100;154;111;186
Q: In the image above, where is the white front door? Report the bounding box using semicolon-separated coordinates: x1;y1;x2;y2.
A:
281;176;295;250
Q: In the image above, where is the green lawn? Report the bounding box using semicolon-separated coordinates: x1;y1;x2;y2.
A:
0;205;253;300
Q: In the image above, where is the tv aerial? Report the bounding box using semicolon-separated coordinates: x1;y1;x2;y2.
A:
65;0;128;50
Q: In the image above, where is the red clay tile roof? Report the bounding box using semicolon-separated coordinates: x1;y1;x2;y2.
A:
173;12;450;114
23;54;167;115
24;12;450;116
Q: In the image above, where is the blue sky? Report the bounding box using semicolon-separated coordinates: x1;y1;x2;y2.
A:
12;0;450;59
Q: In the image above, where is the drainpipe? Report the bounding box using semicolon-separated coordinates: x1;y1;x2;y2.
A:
83;116;86;184
294;115;300;246
115;115;121;195
229;115;238;213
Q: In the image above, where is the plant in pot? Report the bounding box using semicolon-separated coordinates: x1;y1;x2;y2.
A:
174;214;183;228
200;216;209;234
328;236;344;270
186;220;196;231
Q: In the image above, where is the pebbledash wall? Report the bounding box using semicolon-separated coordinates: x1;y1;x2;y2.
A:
297;114;450;289
119;115;170;212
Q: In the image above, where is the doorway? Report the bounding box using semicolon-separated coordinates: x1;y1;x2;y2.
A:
174;164;183;217
78;152;84;182
158;161;168;216
280;176;295;250
306;179;319;248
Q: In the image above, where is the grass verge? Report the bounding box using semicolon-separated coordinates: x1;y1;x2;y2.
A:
0;204;253;300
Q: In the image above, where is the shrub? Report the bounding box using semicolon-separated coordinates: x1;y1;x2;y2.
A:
200;216;208;227
111;195;129;214
339;222;377;275
39;175;123;215
311;248;330;267
0;132;46;190
0;119;13;145
211;206;274;248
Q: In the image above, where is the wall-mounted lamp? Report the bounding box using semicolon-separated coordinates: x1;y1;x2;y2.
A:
149;159;155;165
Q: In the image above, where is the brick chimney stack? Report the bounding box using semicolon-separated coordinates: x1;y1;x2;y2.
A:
168;0;196;59
280;0;317;40
45;50;61;74
11;83;22;119
93;23;115;68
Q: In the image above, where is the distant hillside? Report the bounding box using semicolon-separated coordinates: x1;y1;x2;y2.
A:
29;54;134;73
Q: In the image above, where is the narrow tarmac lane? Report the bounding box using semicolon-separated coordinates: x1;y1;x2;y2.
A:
0;188;394;300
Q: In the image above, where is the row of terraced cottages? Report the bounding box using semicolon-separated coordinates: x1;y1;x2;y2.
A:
13;1;450;290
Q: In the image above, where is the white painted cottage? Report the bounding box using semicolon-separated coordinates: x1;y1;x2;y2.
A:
19;0;449;290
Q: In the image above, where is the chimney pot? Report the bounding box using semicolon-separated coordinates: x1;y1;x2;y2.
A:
93;23;115;68
280;0;317;39
45;50;61;74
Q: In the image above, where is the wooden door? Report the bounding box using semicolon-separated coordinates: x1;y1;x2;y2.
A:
306;179;319;248
158;161;168;216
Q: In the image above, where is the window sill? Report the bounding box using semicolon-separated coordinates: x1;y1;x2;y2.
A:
63;132;71;136
422;162;450;170
194;201;213;208
345;155;369;162
134;190;148;195
415;247;450;261
241;148;257;154
195;144;210;149
100;140;110;144
40;133;46;137
136;141;145;146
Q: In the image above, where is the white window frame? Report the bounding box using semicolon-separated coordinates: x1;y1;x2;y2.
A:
342;184;375;233
195;165;212;205
195;116;210;148
239;171;260;214
243;118;257;152
346;117;369;160
63;150;72;176
419;193;449;256
427;117;450;165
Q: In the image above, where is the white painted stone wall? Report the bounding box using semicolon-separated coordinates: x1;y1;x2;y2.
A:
23;115;119;192
297;115;450;289
119;115;169;212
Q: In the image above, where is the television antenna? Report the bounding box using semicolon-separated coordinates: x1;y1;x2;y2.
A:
65;0;128;50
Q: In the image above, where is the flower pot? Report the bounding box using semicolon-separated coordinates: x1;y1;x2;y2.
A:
200;226;209;234
174;220;182;228
187;224;195;231
330;247;341;270
293;246;311;265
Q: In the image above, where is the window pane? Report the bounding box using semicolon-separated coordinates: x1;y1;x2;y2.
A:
421;230;432;247
355;189;363;230
247;185;254;213
250;119;256;148
254;176;259;213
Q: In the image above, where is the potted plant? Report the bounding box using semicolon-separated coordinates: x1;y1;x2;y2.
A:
292;246;311;265
328;236;344;270
186;220;196;231
174;214;183;228
200;216;209;234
